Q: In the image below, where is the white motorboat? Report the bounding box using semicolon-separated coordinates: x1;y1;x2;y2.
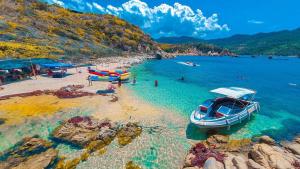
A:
190;87;260;129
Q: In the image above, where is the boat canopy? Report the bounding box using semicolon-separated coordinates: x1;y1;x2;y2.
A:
210;87;256;99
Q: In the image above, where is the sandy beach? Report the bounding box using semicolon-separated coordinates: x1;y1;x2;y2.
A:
0;56;192;169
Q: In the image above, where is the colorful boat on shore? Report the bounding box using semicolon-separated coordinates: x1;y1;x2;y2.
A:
88;69;130;81
190;87;260;129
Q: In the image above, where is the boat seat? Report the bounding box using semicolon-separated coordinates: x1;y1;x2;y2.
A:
217;106;232;115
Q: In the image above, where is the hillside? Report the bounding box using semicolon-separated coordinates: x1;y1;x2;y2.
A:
156;36;202;44
0;0;159;60
208;28;300;56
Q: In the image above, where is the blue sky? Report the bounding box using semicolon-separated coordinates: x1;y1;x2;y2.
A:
44;0;300;39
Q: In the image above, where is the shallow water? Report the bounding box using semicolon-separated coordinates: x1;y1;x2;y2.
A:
128;56;300;141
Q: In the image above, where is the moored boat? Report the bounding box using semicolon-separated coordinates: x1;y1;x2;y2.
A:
190;87;260;129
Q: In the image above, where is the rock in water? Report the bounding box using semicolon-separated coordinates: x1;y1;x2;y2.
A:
52;116;118;147
258;135;275;145
11;149;58;169
0;136;57;169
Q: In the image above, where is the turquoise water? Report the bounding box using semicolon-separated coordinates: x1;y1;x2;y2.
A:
128;56;300;140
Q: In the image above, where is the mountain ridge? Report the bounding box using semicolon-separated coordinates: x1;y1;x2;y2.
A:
155;28;300;56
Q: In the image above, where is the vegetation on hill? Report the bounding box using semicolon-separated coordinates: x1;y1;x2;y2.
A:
156;36;202;44
159;43;233;56
0;0;159;59
208;28;300;56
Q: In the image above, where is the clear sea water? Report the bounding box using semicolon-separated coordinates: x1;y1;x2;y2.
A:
127;56;300;141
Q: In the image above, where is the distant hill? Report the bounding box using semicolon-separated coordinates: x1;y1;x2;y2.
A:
208;28;300;56
158;43;234;56
156;36;202;44
0;0;159;60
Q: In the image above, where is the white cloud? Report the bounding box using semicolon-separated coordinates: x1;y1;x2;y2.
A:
101;0;229;38
86;3;93;10
92;2;105;13
52;0;64;6
248;19;264;24
44;0;229;38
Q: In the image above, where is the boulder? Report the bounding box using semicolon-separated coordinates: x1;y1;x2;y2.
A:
203;157;224;169
223;153;235;169
247;159;264;169
258;136;275;145
284;143;300;155
294;136;300;144
232;156;247;169
249;143;295;169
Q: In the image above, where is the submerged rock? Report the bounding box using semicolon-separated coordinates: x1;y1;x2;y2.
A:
125;161;142;169
0;136;57;169
117;122;142;146
206;135;251;152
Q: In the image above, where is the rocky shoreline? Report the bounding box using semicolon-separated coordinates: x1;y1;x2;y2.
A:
1;115;299;169
183;135;300;169
0;116;143;169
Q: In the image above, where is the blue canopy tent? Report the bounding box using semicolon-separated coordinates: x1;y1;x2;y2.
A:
0;60;30;70
40;63;73;69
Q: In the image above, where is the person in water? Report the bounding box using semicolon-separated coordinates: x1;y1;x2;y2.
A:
155;80;158;87
132;76;136;84
180;76;184;81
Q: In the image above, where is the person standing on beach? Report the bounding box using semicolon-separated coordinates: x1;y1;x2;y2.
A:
118;78;122;87
87;75;92;86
